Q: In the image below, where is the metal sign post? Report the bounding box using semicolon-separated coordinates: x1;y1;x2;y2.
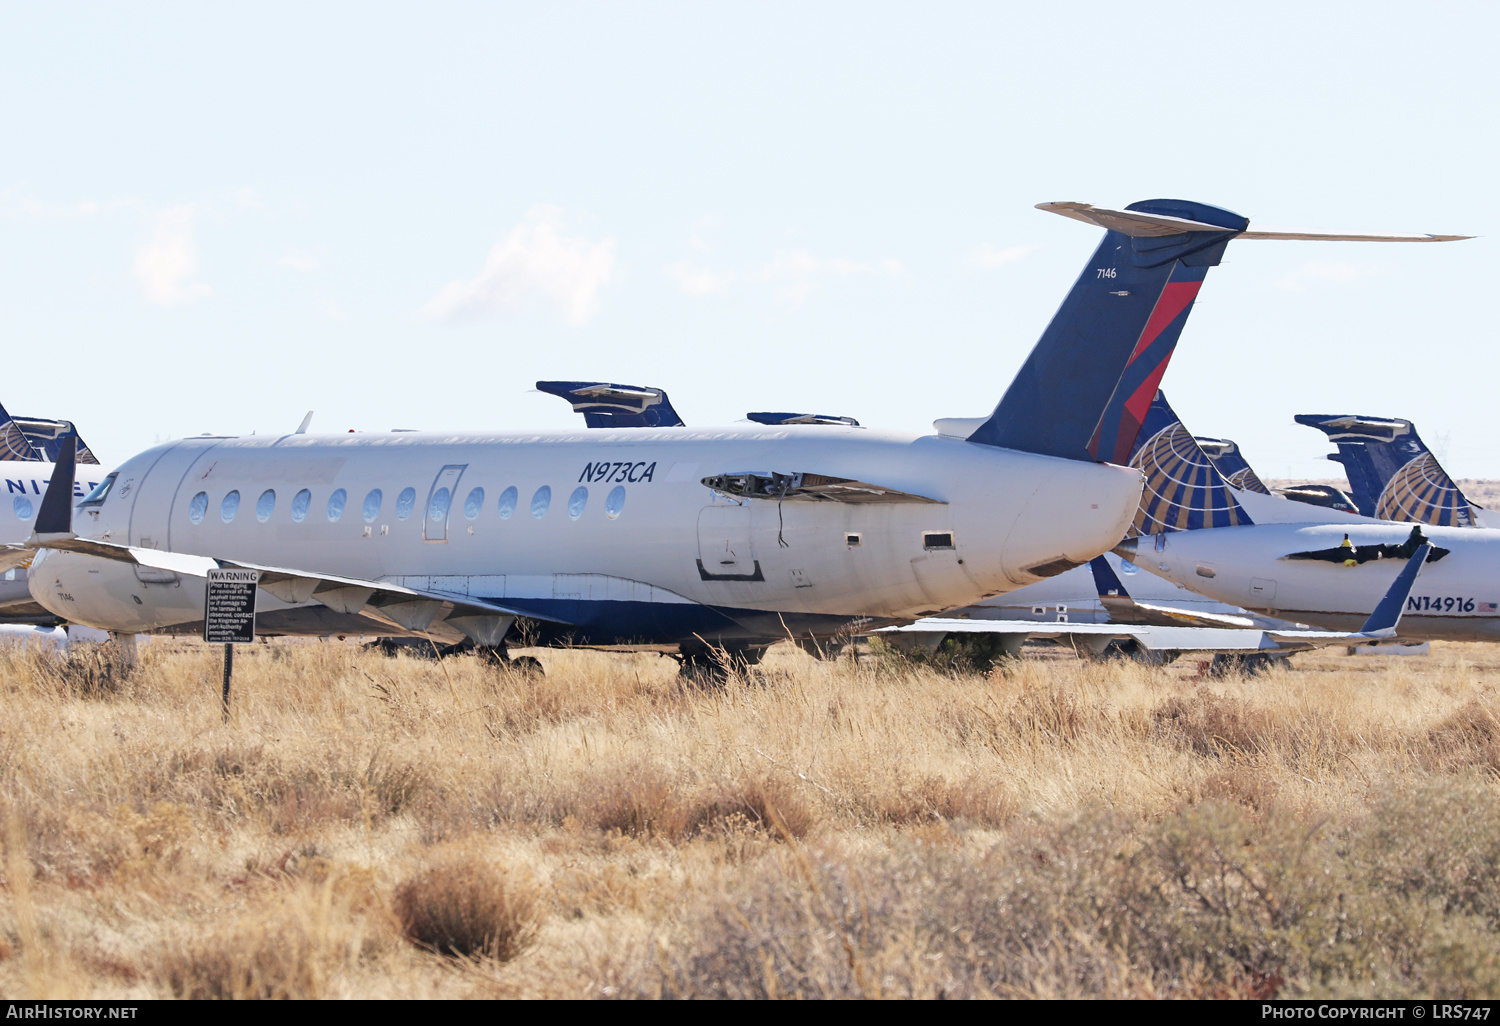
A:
204;568;259;721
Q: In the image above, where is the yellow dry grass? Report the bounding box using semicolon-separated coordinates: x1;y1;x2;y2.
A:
0;638;1497;998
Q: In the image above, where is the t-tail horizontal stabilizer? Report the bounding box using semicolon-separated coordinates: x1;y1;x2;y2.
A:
966;201;1467;465
536;381;685;428
1295;413;1481;526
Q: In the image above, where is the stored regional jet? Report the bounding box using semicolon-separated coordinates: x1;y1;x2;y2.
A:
1115;394;1500;640
11;200;1467;668
1296;413;1487;527
0;404;111;626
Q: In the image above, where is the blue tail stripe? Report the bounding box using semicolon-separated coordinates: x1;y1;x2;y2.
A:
968;200;1247;462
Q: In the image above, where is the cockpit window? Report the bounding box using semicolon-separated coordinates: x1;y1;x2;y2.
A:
80;472;117;506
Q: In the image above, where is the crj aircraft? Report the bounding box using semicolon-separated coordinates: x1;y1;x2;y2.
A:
0;401;109;629
1113;394;1500;641
8;200;1466;670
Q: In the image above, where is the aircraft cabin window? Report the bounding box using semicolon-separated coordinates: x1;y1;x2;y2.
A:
463;487;484;520
13;496;32;520
605;485;626;520
429;487;451;523
188;491;208;524
362;489;383;523
395;487;416;521
290;488;311;523
256;489;276;523
531;485;551;519
221;490;241;523
327;488;347;522
497;486;518;520
80;473;117;507
568;486;588;520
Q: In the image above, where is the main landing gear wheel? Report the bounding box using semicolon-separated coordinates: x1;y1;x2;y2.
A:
1208;653;1275;677
676;642;766;685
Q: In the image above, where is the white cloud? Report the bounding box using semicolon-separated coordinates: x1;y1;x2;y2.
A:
134;206;210;307
966;243;1038;269
757;250;902;306
1278;261;1384;292
279;251;321;272
423;205;615;326
667;261;733;296
0;185;127;219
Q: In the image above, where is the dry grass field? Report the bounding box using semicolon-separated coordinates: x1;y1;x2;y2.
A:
0;637;1498;999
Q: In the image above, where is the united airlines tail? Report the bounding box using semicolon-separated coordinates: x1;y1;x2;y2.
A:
0;401;38;461
1124;391;1253;537
1295;414;1482;527
1194;437;1271;494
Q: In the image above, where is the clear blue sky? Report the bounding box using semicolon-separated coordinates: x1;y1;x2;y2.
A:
2;1;1493;478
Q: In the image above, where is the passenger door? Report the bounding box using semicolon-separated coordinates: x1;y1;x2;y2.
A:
424;464;466;542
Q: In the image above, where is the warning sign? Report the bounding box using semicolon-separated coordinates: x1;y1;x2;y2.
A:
204;568;259;644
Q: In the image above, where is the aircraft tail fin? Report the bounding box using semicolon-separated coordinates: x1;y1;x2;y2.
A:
9;416;101;465
1194;436;1271;495
966;201;1465;464
967;200;1249;462
1089;555;1132;600
1357;542;1432;637
1125;391;1253;537
32;434;76;538
0;401;39;462
1295;414;1481;527
536;381;686;429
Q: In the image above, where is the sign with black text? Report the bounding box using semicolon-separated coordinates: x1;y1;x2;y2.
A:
204;568;259;644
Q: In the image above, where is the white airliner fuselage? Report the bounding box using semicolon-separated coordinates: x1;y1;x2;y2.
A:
0;462;110;612
30;426;1143;646
1127;521;1500;640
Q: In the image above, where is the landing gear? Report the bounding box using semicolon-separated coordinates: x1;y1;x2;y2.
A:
1208;653;1278;677
676;641;766;684
366;637;545;675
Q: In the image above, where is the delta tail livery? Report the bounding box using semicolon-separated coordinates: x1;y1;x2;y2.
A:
14;200;1465;666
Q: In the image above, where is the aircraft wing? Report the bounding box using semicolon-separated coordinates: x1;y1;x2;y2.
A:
1089;556;1258;628
0;545;34;573
33;534;567;635
880;542;1433;655
876;617;1357;655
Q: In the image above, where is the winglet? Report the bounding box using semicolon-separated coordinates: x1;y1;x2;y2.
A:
1089;555;1131;600
1357;543;1432;637
31;434;77;541
296;411;314;434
